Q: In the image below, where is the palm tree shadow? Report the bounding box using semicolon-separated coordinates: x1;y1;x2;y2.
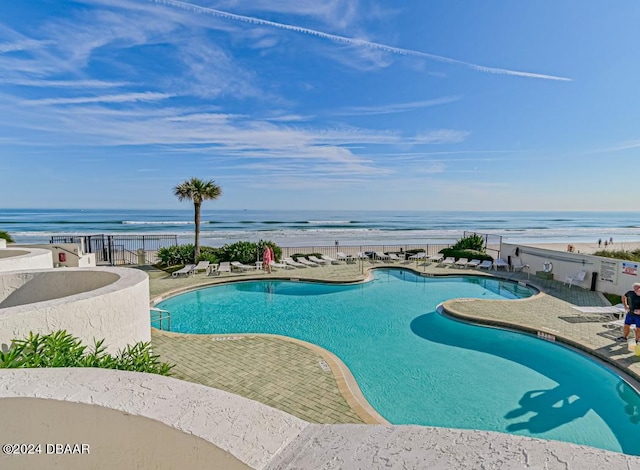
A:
410;312;640;453
504;386;589;433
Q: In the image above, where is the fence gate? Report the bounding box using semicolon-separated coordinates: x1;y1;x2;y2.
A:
49;234;178;265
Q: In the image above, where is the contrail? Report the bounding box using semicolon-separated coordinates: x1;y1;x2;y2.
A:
150;0;571;82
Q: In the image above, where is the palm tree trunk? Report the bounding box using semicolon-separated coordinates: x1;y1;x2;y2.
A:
193;202;201;261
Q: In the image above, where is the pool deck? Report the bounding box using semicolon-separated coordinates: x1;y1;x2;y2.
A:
145;260;640;425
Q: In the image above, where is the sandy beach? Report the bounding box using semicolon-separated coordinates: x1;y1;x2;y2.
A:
521;240;640;255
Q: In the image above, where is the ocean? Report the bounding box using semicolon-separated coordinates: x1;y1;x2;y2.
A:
2;209;640;248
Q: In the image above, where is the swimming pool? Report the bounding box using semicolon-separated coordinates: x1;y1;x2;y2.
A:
155;269;640;455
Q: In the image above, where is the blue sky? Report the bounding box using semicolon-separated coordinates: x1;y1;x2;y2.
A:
1;0;638;211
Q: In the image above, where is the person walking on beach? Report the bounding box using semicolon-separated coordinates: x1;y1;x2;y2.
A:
598;238;602;248
263;245;274;273
618;283;640;343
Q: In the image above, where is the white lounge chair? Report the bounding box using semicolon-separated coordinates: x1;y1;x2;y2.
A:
214;261;232;275
454;258;469;268
387;253;405;263
321;254;339;264
336;252;355;264
296;257;319;267
467;259;481;268
409;252;426;260
308;255;330;265
440;257;455;267
428;253;444;263
493;259;509;271
511;262;530;273
355;252;371;261
230;261;255;271
283;257;306;268
478;260;493;269
193;260;210;273
269;260;292;270
374;252;390;262
564;270;588;288
172;264;195;277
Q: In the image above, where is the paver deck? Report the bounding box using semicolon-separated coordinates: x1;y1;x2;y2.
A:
145;259;639;425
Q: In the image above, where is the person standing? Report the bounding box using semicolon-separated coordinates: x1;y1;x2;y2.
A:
618;283;640;343
598;238;602;248
263;245;274;273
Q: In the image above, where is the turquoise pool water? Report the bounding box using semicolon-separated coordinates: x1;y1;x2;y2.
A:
156;269;640;455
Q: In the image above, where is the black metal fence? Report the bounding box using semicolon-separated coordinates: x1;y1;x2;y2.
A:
49;234;178;265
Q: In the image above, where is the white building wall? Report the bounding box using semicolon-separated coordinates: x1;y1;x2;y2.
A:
501;242;638;295
0;248;54;272
0;267;149;353
14;243;96;268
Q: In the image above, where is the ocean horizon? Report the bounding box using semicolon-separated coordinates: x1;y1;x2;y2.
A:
2;208;640;248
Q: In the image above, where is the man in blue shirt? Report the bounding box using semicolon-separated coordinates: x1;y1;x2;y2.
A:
618;283;640;342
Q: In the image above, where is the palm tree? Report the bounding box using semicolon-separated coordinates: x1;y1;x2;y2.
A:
173;178;222;261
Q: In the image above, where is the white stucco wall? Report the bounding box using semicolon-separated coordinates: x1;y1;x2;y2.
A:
502;242;638;295
0;247;53;272
1;368;639;470
14;243;96;268
0;239;6;248
0;267;149;353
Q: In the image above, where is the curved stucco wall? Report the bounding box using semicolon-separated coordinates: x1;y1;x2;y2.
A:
0;247;53;272
0;267;149;353
2;368;640;470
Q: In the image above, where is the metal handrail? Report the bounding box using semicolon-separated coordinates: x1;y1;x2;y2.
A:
150;307;171;331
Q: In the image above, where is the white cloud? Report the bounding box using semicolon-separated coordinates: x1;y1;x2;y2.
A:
22;92;174;106
150;0;572;81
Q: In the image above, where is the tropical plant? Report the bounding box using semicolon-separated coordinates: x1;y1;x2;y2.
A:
0;230;14;243
173;177;222;261
594;249;640;262
0;330;173;376
157;244;198;266
451;233;485;252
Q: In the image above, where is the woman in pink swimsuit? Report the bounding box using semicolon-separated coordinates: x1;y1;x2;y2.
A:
263;246;273;273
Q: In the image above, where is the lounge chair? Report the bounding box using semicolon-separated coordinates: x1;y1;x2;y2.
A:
428;253;444;263
321;254;339;264
336;252;356;264
172;264;195;277
296;257;319;267
269;260;292;270
454;258;469;268
374;252;390;262
511;262;530;273
230;261;255;272
564;270;588;288
409;252;426;260
440;257;455;267
467;259;481;268
355;252;371;261
215;261;232;275
478;260;493;269
193;260;210;273
283;257;306;268
387;253;405;263
493;258;509;271
308;255;330;265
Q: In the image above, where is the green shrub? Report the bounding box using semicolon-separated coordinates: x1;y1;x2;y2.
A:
439;248;493;261
0;330;173;376
218;240;282;264
157;244;196;265
594;249;640;262
197;246;221;264
0;230;14;243
451;233;485;252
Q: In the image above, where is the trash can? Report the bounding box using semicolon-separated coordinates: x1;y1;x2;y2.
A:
137;249;146;265
590;271;597;291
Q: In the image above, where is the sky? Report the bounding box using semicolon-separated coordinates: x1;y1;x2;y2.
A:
0;0;639;211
